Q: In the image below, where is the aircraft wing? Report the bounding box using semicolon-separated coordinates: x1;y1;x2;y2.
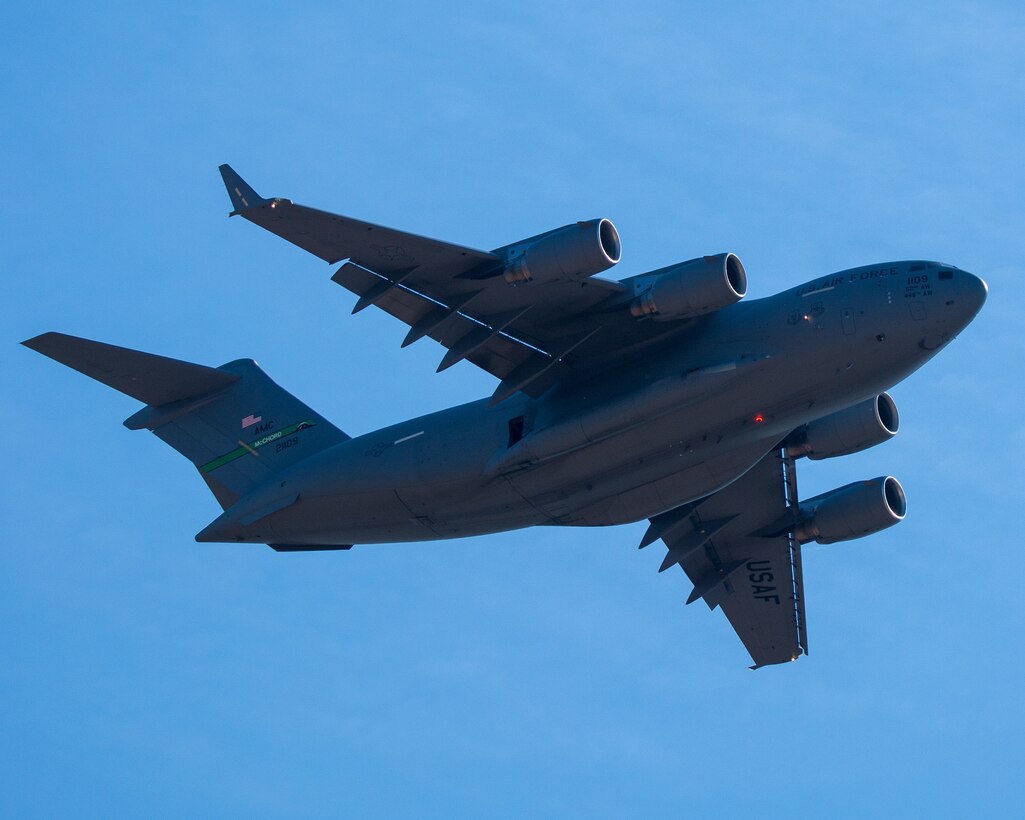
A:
218;165;501;275
219;166;673;403
641;448;809;668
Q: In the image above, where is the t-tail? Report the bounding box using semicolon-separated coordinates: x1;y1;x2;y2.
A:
22;332;352;548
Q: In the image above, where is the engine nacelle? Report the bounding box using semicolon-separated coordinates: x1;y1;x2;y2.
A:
787;394;899;460
502;219;621;284
629;253;747;320
795;476;907;545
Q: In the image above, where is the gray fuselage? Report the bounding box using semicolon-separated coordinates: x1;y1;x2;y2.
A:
207;261;986;546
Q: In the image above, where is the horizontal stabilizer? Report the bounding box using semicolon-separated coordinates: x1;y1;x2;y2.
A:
22;332;238;407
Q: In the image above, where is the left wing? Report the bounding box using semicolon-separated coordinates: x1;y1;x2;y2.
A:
641;448;809;668
218;164;502;275
219;166;677;402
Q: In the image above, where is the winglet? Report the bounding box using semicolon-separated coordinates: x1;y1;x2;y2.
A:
218;164;271;216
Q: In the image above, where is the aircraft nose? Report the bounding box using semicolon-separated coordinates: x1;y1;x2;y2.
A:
959;271;988;318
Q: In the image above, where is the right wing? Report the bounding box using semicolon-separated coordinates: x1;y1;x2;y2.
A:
642;448;809;669
219;166;678;402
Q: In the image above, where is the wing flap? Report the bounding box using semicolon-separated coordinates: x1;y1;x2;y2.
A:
655;448;809;668
332;260;541;381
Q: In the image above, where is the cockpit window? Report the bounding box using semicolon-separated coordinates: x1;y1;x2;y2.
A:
938;269;954;280
909;261;941;272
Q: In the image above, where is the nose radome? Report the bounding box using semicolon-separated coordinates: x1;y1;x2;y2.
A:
960;271;988;316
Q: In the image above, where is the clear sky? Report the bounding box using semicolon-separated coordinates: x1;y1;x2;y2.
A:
4;1;1023;817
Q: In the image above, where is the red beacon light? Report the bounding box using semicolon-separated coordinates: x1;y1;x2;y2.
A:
754;413;765;424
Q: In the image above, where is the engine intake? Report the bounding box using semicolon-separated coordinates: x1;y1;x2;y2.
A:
795;476;906;545
630;253;747;320
787;394;899;460
502;219;621;284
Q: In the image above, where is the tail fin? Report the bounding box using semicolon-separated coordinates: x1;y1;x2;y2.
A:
23;332;350;508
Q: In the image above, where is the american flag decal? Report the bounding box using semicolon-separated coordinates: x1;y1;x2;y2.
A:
242;414;262;429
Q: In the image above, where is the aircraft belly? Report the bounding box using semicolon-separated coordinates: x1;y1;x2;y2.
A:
506;408;782;526
502;362;840;528
253;400;546;542
393;477;541;538
516;434;779;524
561;438;778;525
259;488;433;544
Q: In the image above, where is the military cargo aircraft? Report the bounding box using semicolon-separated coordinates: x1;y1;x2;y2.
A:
23;165;987;667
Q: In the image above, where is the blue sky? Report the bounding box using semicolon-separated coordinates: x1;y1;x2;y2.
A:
3;1;1023;816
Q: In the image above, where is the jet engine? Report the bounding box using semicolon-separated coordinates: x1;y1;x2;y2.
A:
786;394;899;460
794;476;906;545
502;219;621;284
629;253;747;320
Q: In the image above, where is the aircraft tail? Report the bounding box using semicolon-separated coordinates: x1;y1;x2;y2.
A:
22;332;350;509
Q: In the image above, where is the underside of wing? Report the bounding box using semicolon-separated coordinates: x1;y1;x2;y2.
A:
328;260;618;398
642;448;809;668
219;165;684;400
